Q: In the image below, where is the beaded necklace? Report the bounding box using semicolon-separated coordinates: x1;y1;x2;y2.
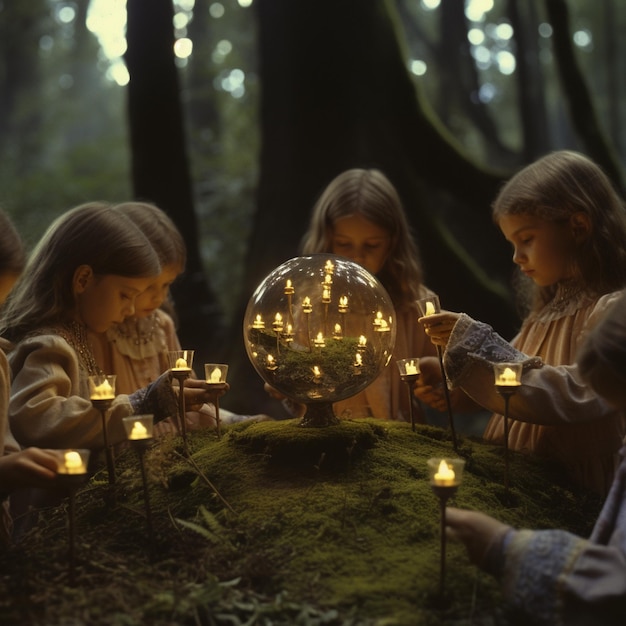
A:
55;320;104;376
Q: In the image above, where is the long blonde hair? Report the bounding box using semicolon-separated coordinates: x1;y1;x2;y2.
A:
301;168;424;309
0;202;161;342
492;150;626;312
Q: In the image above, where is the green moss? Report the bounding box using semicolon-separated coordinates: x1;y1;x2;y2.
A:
0;420;602;625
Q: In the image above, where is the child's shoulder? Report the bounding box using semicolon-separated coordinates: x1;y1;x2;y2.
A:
154;308;177;332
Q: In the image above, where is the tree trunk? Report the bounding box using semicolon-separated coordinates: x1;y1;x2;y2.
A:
545;0;625;192
125;0;225;367
226;0;519;415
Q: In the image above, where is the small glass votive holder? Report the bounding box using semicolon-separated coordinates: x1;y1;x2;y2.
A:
122;415;155;441
88;374;116;401
205;363;228;386
493;362;523;390
56;449;91;488
417;295;441;318
168;350;194;372
396;358;420;381
427;457;466;490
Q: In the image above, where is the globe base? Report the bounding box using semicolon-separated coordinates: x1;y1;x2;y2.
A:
299;402;340;428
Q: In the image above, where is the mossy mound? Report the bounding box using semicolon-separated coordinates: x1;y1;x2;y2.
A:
0;419;602;626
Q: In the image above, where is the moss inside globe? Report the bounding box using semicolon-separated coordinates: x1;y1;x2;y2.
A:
243;254;396;426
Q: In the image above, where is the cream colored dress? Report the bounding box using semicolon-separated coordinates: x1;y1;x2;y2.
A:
91;310;179;394
444;287;626;495
89;310;248;434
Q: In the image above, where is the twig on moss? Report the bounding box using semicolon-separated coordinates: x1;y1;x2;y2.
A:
176;450;236;515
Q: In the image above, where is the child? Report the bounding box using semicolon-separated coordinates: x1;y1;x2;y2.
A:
89;202;240;435
444;290;626;625
0;209;60;541
0;202;179;453
268;168;438;422
417;151;626;495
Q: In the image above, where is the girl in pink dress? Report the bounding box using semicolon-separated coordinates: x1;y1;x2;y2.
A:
417;151;626;495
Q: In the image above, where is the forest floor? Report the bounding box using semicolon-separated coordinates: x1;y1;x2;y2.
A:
0;419;602;626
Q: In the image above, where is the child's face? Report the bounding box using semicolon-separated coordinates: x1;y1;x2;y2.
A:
499;213;575;287
331;214;391;275
132;264;182;319
76;273;155;333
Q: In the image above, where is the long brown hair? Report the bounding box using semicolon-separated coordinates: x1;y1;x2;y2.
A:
301;168;424;309
0;202;161;342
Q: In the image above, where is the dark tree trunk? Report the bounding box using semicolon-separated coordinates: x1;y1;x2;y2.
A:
508;0;551;160
0;2;46;174
546;0;625;192
225;0;519;415
125;0;225;367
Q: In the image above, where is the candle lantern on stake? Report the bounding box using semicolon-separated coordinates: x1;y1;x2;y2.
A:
89;374;117;486
56;448;91;584
122;415;155;541
396;358;420;431
204;363;228;439
417;296;459;452
168;350;194;454
493;361;523;493
427;456;466;603
243;254;396;427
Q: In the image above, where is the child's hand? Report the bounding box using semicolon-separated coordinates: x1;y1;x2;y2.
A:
184;378;229;409
264;382;285;401
413;356;447;411
418;311;460;347
0;448;60;491
445;507;512;568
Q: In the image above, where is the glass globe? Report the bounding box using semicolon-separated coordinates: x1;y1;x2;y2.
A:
243;254;396;426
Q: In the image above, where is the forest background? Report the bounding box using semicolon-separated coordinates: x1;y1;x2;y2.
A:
0;0;624;416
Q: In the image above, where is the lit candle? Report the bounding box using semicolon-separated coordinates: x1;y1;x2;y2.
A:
358;335;367;350
175;357;188;369
324;273;333;286
425;301;436;316
284;279;294;295
284;323;294;342
497;367;520;386
302;296;312;313
322;287;331;303
209;367;222;384
376;318;390;332
91;379;114;400
63;450;85;474
405;360;418;375
266;354;277;370
338;295;348;313
314;332;325;348
312;365;322;381
324;259;334;274
373;311;383;327
354;352;362;367
252;314;265;329
272;312;284;333
433;459;456;486
333;323;342;340
130;421;149;440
